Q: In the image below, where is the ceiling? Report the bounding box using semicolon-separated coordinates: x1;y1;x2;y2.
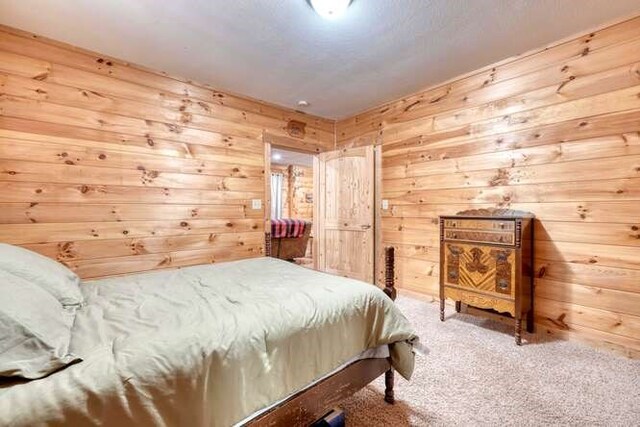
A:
272;148;314;167
1;1;639;119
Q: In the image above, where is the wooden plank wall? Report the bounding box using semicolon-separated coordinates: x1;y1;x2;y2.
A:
289;165;314;221
0;25;334;279
336;16;640;357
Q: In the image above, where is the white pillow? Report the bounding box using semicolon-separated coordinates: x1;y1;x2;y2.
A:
0;271;81;379
0;244;83;307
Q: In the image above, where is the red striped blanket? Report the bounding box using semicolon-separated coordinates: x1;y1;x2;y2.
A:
271;219;310;238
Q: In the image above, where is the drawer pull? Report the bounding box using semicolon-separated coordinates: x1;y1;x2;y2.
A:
498;279;509;290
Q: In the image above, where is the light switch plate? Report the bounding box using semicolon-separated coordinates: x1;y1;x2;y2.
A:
251;199;262;210
382;199;389;210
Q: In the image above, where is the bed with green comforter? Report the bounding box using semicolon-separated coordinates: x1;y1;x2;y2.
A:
0;257;418;426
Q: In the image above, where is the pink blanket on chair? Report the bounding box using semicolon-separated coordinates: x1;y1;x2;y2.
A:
271;219;309;238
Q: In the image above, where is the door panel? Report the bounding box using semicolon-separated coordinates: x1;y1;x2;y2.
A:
315;146;374;282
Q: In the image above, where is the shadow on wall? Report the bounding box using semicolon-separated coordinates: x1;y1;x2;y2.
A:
532;219;568;336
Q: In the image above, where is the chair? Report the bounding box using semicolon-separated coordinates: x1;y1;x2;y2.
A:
270;220;312;261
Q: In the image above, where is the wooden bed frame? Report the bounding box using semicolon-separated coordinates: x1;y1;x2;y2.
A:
251;234;397;426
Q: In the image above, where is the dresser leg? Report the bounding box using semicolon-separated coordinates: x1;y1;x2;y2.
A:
455;301;461;313
440;298;445;321
384;368;395;404
526;310;534;333
515;317;522;346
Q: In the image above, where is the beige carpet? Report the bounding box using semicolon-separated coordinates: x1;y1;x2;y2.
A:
340;295;640;426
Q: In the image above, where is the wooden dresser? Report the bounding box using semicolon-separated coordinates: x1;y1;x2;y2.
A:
439;209;534;345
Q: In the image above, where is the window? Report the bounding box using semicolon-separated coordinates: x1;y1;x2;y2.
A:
270;173;284;219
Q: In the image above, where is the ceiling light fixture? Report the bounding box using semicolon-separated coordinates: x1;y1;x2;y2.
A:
309;0;352;19
297;100;310;107
272;153;282;161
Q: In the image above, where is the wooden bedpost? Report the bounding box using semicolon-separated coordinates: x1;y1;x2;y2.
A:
383;246;396;404
383;246;397;302
265;232;272;257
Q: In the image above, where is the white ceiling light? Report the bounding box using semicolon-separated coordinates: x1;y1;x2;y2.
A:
309;0;352;19
297;100;310;107
272;153;282;161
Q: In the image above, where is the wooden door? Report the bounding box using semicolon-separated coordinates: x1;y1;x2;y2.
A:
314;146;375;283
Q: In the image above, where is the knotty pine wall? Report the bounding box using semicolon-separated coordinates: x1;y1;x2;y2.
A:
288;165;314;221
0;25;333;279
336;15;640;357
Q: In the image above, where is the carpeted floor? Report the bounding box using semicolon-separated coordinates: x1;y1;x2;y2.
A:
340;295;640;426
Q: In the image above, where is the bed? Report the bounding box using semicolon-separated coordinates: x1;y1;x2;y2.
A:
0;243;417;426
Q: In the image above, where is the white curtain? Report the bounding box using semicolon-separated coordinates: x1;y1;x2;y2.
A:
271;173;283;219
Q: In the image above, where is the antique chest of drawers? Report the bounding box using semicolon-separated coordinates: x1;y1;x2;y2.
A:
439;209;534;345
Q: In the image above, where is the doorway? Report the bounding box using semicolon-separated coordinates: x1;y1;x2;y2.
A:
263;134;380;284
266;143;315;268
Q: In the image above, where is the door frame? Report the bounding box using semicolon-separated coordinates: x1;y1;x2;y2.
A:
373;144;382;286
263;136;271;235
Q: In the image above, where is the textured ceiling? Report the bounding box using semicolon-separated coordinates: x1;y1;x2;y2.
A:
1;0;639;119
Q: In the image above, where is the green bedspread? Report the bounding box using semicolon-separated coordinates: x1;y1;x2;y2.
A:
0;257;418;426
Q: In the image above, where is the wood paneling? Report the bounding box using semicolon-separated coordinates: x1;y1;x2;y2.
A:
336;15;640;356
289;165;314;221
0;25;333;278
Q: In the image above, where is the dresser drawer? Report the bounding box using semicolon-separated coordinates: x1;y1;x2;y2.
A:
442;242;516;299
443;218;515;231
443;229;515;245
